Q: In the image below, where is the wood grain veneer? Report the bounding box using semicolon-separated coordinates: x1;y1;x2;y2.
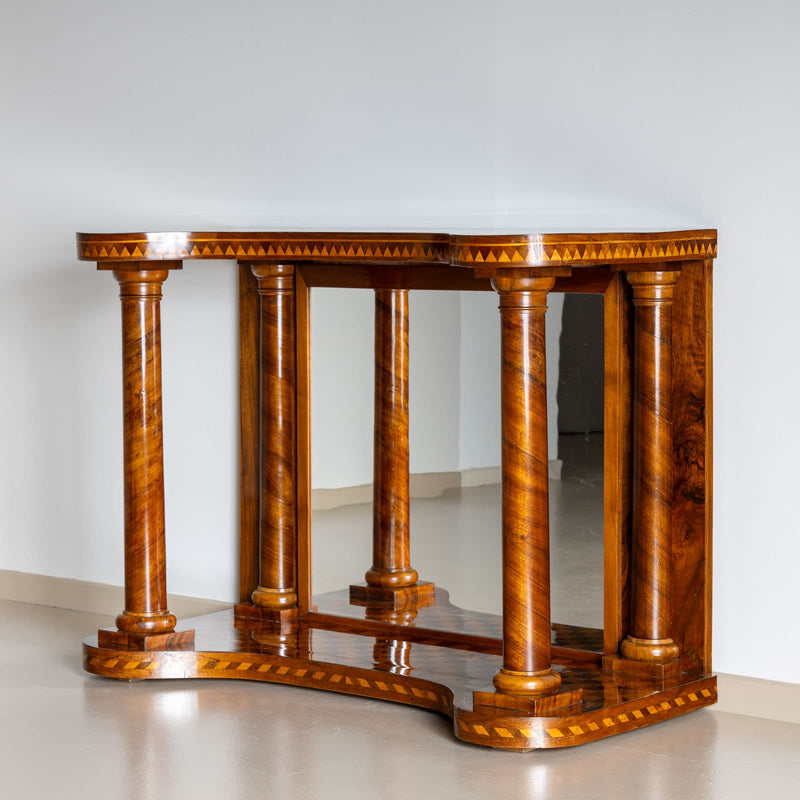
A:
491;275;562;697
80;227;717;749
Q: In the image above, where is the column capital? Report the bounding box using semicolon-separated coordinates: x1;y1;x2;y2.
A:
625;270;681;304
112;269;170;298
98;260;182;273
491;275;556;312
491;274;556;293
243;262;295;292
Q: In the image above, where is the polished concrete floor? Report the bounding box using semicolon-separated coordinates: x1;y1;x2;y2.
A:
2;601;800;800
3;437;799;798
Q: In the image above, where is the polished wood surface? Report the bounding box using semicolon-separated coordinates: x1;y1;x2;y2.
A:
620;270;681;665
350;287;434;605
115;269;172;632
78;231;452;264
601;272;634;656
79;228;717;749
450;230;717;269
294;270;314;614
78;229;717;267
491;276;561;697
308;588;603;662
248;263;297;613
671;260;714;675
237;263;260;603
366;289;415;589
97;266;193;650
84;597;717;751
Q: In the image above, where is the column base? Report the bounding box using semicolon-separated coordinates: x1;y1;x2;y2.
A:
115;609;177;635
251;586;298;608
362;567;419;589
349;580;435;610
620;635;680;663
474;687;583;716
234;602;299;633
492;667;562;697
97;627;195;652
602;653;683;680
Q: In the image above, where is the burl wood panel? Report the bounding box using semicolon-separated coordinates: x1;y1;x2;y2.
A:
671;261;713;674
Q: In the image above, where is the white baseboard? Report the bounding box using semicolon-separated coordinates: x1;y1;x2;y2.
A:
0;569;230;620
311;461;562;511
714;672;800;725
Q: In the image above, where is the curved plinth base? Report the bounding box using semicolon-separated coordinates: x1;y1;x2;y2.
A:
83;595;716;751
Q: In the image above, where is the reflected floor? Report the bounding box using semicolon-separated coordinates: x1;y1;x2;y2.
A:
313;433;604;629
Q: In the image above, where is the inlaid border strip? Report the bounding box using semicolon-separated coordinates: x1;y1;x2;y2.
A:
83;642;716;751
77;230;717;267
456;685;716;747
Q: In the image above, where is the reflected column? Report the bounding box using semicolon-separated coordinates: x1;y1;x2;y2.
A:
350;289;433;608
237;263;299;627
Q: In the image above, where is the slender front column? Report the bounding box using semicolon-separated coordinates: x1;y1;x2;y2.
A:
113;269;176;636
620;270;681;663
365;289;417;589
250;264;298;611
491;275;561;696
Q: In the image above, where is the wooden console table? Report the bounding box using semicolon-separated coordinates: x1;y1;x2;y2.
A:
77;229;716;750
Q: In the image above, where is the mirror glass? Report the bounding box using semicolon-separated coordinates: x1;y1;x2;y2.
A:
310;288;604;635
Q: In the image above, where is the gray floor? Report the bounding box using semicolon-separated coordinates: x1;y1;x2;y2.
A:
3;436;799;798
2;602;800;800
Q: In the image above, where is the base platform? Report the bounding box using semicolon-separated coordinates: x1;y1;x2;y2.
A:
83;589;716;751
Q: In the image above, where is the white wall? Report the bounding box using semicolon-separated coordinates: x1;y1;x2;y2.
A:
311;288;462;488
458;290;563;469
1;0;799;682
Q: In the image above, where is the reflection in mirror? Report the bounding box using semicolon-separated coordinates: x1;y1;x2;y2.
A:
310;288;604;636
551;293;604;629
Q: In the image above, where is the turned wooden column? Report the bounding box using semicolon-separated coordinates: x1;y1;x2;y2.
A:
366;289;416;589
350;290;433;607
491;275;561;696
112;268;176;637
620;270;681;664
250;264;298;614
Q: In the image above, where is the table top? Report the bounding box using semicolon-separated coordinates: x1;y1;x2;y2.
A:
77;229;717;268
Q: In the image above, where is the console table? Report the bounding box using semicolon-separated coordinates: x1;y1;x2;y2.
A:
77;229;716;750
